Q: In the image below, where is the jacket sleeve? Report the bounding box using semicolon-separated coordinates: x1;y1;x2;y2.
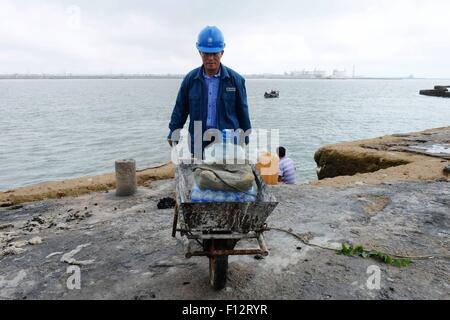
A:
236;77;252;143
168;77;189;140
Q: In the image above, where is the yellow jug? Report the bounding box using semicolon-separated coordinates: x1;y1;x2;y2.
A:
256;152;279;185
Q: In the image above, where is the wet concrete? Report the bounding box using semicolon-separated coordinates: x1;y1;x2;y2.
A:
0;179;449;300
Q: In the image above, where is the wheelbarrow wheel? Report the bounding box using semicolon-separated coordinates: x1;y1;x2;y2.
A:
209;255;228;290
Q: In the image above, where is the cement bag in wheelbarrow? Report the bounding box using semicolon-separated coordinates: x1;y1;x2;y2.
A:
193;164;255;192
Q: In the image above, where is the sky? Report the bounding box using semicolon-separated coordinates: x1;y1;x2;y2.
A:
1;0;450;77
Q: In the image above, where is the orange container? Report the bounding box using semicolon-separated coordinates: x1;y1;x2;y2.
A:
256;152;279;185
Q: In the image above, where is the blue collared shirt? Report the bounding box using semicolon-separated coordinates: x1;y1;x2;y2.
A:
203;68;221;129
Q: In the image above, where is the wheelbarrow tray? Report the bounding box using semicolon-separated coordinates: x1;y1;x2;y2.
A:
175;163;278;233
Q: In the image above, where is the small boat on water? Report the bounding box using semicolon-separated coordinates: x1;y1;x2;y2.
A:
264;90;279;98
419;85;450;98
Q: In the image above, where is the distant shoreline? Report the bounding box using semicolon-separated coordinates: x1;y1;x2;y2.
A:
0;75;448;80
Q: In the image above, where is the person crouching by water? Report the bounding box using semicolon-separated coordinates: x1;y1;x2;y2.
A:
277;147;296;184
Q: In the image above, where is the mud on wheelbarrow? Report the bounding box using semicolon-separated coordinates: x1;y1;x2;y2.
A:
171;163;278;290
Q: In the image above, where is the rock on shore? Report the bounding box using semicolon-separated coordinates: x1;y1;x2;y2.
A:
314;126;450;186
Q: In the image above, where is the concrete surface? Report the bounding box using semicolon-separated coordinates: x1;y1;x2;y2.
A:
1;179;449;300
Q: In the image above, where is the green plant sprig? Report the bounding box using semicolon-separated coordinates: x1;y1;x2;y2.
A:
337;243;411;267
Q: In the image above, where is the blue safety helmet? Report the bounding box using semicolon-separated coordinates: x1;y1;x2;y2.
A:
196;26;226;53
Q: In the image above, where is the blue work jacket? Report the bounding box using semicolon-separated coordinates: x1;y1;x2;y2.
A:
168;64;251;153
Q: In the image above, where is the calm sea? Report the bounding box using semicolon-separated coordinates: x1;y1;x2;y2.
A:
1;78;449;191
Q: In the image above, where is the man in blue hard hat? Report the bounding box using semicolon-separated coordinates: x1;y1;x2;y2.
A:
167;26;252;159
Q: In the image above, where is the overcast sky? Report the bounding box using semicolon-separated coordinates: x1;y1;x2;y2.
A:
1;0;450;77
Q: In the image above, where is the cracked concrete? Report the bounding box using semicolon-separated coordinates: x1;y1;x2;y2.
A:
0;179;448;300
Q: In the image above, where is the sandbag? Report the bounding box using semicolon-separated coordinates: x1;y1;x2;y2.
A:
193;164;255;192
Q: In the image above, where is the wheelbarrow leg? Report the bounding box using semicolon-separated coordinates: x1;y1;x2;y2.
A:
171;203;179;238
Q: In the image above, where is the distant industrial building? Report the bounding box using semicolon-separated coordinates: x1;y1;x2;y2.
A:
286;69;327;79
331;69;348;79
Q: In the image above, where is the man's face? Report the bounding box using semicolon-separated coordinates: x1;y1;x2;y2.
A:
200;51;223;75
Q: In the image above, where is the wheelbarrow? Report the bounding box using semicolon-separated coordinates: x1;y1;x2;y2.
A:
171;162;278;290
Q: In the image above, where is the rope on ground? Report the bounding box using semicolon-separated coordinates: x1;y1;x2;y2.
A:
136;163;170;172
268;227;338;252
268;226;450;261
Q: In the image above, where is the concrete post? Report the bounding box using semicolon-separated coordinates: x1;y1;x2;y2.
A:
115;159;137;196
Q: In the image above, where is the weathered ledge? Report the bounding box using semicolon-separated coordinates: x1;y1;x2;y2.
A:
0;129;448;299
313;126;450;187
0;163;174;205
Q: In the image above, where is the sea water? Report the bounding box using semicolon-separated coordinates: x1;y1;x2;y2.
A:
1;78;449;190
